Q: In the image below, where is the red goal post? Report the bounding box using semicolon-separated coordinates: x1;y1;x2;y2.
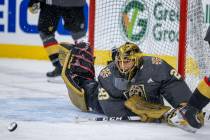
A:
178;0;187;79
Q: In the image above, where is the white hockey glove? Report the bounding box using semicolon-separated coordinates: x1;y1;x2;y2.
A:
28;0;40;14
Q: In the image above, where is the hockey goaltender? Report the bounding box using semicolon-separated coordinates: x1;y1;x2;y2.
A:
59;40;210;133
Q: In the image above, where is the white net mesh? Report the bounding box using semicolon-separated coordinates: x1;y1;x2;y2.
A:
185;0;210;90
92;0;210;91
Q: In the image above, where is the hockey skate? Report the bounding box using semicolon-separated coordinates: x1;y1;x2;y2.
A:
167;105;204;133
46;66;63;83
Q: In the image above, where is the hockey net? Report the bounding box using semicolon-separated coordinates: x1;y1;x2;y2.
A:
88;0;210;91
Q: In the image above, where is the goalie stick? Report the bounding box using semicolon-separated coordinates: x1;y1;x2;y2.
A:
74;111;210;123
73;112;210;133
73;116;141;122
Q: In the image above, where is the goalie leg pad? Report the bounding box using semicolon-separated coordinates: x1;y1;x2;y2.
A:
124;95;171;122
61;42;95;112
62;52;88;112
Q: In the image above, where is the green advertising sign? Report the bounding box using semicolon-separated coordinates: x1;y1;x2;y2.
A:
121;0;180;44
121;0;149;44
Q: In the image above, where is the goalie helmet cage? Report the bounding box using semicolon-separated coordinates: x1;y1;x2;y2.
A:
88;0;210;91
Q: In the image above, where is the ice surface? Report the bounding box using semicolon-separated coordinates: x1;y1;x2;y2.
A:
0;58;210;140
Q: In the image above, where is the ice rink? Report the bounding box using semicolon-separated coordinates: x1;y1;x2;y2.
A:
0;58;210;140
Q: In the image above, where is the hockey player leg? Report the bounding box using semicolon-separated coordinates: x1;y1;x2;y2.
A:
39;31;62;77
191;76;210;108
38;5;62;78
63;7;86;43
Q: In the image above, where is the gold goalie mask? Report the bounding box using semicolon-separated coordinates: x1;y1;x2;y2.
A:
115;42;143;80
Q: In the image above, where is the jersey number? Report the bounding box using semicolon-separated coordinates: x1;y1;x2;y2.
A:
170;69;181;79
98;88;110;100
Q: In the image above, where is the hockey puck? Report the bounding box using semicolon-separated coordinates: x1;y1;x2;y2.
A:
8;122;18;132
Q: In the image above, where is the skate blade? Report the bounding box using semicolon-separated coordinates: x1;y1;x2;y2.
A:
173;122;197;133
47;76;64;84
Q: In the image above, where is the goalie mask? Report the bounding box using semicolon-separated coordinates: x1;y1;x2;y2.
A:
115;42;143;80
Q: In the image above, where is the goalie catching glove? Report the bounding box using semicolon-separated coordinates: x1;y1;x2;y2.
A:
61;42;95;111
124;95;171;122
